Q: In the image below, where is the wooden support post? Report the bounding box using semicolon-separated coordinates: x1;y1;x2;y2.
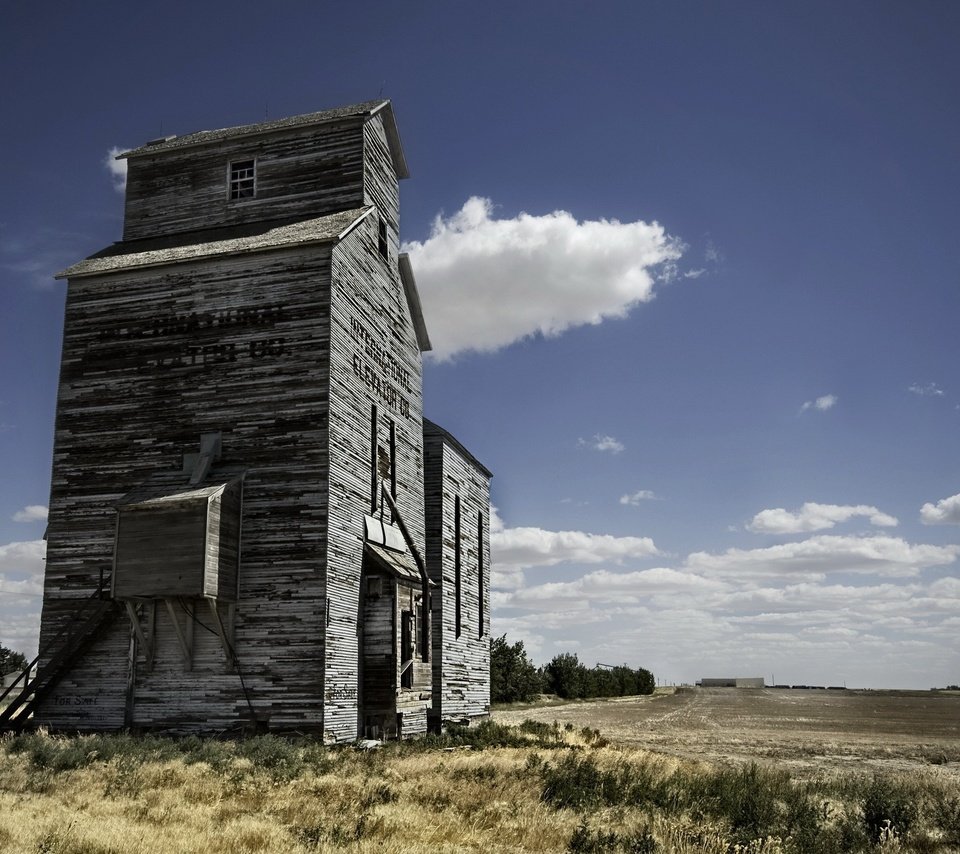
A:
226;602;236;648
146;601;157;672
124;601;153;666
124;616;137;729
185;600;194;667
164;599;193;670
207;598;235;668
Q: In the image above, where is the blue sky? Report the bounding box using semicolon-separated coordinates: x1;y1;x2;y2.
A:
2;1;959;688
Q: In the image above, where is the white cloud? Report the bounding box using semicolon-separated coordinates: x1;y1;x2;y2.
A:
908;382;944;397
0;539;45;659
105;146;128;192
501;567;725;611
579;434;625;454
747;502;898;534
490;511;960;685
620;490;658;505
800;394;837;413
492;525;659;579
402;197;684;359
12;505;48;523
920;492;960;526
685;535;958;581
0;539;46;580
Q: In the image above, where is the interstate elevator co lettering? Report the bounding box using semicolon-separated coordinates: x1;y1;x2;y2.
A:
350;315;412;419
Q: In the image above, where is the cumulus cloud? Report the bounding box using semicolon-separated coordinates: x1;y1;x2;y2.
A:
579;434;625;454
920;492;960;525
12;505;48;523
501;567;724;611
685;535;958;581
105;146;128;192
800;394;837;413
491;525;659;579
0;539;45;659
0;539;46;580
620;490;658;505
489;507;960;684
908;382;944;397
747;502;898;534
402;197;684;359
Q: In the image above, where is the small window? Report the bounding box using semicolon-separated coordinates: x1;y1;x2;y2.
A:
228;159;256;200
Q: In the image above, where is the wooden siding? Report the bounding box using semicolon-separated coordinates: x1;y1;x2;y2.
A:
325;205;427;741
36;246;332;731
113;500;207;598
423;429;491;723
36;101;457;739
362;114;401;259
123;118;367;241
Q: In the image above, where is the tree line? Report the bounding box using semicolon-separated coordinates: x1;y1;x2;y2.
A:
491;635;654;704
0;644;28;677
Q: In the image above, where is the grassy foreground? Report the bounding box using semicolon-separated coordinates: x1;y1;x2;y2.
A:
1;721;958;853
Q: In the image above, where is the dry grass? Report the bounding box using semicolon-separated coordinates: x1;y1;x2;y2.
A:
0;732;598;853
1;696;958;853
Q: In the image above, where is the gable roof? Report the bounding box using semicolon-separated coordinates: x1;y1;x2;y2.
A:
119;99;409;179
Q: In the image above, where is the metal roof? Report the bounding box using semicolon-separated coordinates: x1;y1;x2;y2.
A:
365;542;424;584
119;99;409;179
57;207;372;279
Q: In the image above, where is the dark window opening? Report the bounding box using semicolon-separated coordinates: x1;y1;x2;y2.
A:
370;405;378;513
478;511;485;638
388;420;397;500
400;609;414;688
454;495;462;639
414;597;424;657
229;159;256;200
378;218;389;259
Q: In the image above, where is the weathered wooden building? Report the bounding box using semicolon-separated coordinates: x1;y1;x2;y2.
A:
2;100;491;740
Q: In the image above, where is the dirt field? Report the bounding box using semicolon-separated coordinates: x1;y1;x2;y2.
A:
493;687;960;780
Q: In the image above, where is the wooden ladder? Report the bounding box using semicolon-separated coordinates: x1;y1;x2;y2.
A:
0;588;119;731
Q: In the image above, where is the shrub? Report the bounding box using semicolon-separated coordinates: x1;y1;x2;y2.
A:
861;775;918;841
568;820;657;853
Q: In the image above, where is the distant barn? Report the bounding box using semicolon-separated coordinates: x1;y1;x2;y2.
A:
2;100;491;740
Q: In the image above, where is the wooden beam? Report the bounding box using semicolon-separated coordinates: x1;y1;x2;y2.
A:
207;598;235;668
146;601;157;672
164;600;193;670
124;601;153;667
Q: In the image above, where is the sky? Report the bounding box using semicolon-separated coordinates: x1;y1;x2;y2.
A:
2;1;959;689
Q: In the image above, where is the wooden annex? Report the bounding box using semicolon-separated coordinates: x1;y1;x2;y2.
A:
3;100;492;741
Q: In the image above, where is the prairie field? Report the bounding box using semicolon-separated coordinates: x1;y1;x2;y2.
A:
0;687;957;853
493;686;960;780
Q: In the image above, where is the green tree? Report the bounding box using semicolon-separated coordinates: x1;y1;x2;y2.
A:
490;635;543;703
634;666;655;695
0;644;28;677
545;652;586;699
